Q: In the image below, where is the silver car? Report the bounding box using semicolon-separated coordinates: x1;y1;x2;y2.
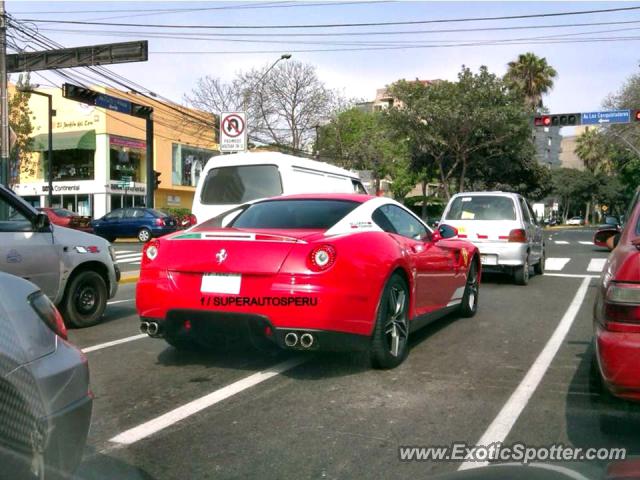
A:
0;272;92;479
440;192;545;285
0;185;119;327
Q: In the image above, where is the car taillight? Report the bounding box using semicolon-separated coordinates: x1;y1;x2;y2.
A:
604;283;640;330
29;292;67;340
143;240;160;262
507;229;527;243
308;245;336;271
155;218;164;226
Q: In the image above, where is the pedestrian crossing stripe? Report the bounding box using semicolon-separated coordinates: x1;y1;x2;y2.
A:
544;257;605;273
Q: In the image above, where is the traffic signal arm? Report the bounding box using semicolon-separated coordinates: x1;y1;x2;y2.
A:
534;113;580;127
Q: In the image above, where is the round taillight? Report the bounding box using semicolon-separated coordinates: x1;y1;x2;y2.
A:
309;245;336;271
146;244;158;261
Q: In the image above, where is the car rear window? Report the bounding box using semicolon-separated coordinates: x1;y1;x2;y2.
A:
445;195;517;221
147;209;168;218
200;165;283;205
227;200;359;229
53;208;75;217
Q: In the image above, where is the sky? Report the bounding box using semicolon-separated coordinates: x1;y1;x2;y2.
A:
7;0;640;119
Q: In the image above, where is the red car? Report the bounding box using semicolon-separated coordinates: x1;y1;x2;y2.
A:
38;207;93;233
136;194;480;368
594;188;640;400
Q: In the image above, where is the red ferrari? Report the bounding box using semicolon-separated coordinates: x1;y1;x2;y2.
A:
594;188;640;399
38;207;93;233
136;194;481;368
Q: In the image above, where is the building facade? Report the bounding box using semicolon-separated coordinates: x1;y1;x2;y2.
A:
12;85;218;218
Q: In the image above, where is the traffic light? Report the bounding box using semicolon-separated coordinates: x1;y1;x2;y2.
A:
153;170;161;190
534;113;580;127
62;83;99;105
634;110;640;122
131;104;153;119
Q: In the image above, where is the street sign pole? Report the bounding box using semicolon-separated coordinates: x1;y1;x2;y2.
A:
0;1;8;186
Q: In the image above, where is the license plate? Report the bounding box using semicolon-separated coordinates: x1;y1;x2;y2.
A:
201;273;241;294
480;254;498;266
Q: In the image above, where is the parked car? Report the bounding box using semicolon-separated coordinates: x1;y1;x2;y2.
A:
566;216;585;225
0;272;92;479
137;193;480;369
0;184;119;327
593;188;640;402
38;207;93;233
440;191;544;285
91;207;178;242
192;151;366;224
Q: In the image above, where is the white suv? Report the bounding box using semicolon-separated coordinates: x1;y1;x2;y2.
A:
440;192;545;285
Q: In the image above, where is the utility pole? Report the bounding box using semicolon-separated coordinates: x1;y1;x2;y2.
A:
0;0;9;186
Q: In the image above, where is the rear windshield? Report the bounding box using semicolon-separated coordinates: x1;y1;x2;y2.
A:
228;200;359;229
200;165;283;205
445;195;517;221
148;209;168;218
53;208;75;217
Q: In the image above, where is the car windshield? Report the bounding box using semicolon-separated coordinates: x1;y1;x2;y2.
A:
220;199;359;229
148;209;169;218
445;196;516;221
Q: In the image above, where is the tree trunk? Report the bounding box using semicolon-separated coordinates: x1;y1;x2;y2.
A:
458;157;467;193
585;201;590;226
420;179;427;220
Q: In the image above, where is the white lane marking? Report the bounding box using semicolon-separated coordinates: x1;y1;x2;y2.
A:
458;277;591;471
554;240;569;245
109;357;307;445
82;334;147;353
107;299;135;306
587;258;607;272
116;253;142;259
579;241;592;245
544;273;599;279
117;257;142;264
115;250;136;254
544;258;570;271
130;261;141;265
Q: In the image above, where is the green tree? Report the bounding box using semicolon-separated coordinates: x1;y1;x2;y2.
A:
316;108;407;195
389;66;535;198
550;168;598;222
504;52;557;112
575;128;610;174
9;89;34;183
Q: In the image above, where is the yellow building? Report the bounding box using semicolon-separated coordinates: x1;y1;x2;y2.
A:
12;84;218;217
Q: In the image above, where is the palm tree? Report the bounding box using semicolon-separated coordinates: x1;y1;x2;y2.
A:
505;53;558;112
575;128;609;174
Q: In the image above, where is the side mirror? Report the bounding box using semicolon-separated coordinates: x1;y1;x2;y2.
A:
594;228;619;249
435;224;458;240
34;212;50;231
611;233;621;250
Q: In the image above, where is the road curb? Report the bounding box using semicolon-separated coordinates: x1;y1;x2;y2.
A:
119;273;140;285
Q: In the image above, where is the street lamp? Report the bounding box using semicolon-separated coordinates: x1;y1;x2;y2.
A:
243;53;292;112
16;74;55;207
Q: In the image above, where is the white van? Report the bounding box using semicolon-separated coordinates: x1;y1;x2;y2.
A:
192;151;367;223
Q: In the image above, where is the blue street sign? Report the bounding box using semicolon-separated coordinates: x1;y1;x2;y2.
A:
95;93;132;115
581;110;631;125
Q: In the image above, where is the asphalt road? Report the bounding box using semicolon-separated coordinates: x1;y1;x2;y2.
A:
111;243;144;273
66;228;640;479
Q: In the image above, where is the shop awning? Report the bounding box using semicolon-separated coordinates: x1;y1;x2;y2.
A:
31;130;96;151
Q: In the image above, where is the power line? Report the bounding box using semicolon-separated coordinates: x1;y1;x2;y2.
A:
34;18;640;39
19;5;640;30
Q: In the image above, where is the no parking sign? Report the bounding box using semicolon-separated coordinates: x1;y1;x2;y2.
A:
220;112;247;152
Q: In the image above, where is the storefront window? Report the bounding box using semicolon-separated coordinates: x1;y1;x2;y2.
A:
45;149;95;181
111;194;146;210
110;136;146;182
172;144;218;187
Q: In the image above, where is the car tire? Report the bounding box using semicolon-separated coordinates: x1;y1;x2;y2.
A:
370;273;410;370
61;270;108;328
459;258;479;318
513;255;530;286
533;248;545;275
138;228;152;243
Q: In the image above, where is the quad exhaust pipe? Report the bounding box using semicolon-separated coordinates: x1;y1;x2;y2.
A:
284;331;315;349
140;321;161;337
300;333;314;349
284;332;298;347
